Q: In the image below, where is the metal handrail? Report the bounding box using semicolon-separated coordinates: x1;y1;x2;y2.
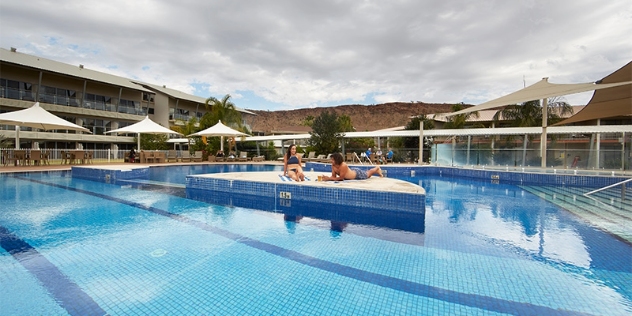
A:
584;178;632;196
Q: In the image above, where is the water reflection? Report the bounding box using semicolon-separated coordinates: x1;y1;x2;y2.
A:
417;175;631;273
186;188;425;234
329;221;348;238
283;214;303;234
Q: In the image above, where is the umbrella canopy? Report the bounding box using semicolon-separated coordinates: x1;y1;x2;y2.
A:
448;78;632;116
105;116;182;150
0;102;91;148
0;102;91;131
188;120;249;152
188;120;250;137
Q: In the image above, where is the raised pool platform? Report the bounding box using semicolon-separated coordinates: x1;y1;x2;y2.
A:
186;172;425;209
70;165;427;233
185;171;426;233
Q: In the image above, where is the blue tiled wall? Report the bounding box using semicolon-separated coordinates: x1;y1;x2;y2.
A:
72;166;149;183
305;162;629;187
186;175;425;214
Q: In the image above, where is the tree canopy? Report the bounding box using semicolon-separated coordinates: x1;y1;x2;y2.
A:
138;134;170;150
492;97;573;127
198;94;245;153
308;111;345;154
200;94;242;129
402;114;435;150
0;135;12;148
444;103;482;129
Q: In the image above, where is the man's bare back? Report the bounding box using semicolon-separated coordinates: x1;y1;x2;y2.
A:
323;153;383;181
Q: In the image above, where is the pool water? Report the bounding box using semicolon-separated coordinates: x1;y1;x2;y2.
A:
0;165;630;315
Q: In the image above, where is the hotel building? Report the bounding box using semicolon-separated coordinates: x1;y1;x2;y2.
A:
0;47;253;153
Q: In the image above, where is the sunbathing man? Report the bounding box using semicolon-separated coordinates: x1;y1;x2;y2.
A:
321;152;383;181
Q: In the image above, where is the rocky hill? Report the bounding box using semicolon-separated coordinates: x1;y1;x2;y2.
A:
248;102;458;133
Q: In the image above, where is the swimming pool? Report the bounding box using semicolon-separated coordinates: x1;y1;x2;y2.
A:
1;165;630;315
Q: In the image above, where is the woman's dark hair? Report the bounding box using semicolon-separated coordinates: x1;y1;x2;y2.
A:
286;144;296;159
331;152;343;165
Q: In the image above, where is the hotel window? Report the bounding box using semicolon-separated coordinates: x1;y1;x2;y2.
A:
142;93;155;102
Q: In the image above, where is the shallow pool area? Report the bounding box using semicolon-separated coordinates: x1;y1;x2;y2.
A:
1;165;631;315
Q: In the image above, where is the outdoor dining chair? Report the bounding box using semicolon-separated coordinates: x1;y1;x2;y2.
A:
30;150;42;166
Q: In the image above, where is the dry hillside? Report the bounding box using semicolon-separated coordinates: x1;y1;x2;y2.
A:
248;102;458;134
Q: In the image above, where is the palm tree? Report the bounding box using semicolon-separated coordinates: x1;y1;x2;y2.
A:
442;104;484;166
403;114;435;163
202;94;242;128
492;98;573;166
171;117;199;152
444;103;482;129
492;97;573;127
199;94;244;153
0;135;12;148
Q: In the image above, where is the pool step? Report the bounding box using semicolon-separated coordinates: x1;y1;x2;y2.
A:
520;185;632;244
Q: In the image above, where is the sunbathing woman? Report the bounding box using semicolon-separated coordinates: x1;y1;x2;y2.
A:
283;144;305;181
321;152;383;181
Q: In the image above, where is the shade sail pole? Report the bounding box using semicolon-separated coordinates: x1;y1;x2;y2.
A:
541;97;548;168
419;121;424;165
622;132;626;171
596;119;601;168
137;133;141;151
522;134;528;167
15;125;20;149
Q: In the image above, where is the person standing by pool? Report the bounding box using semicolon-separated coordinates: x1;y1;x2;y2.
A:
283;144;305;181
322;152;383;181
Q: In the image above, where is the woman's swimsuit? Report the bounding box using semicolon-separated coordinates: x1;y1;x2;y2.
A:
287;155;299;164
287;155;300;174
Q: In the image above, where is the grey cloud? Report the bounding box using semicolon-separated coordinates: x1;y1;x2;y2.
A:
1;0;630;109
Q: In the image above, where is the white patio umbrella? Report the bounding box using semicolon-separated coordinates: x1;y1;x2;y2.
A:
105;116;183;150
188;120;250;151
0;102;91;148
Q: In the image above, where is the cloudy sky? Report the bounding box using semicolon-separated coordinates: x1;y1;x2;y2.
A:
1;0;630;111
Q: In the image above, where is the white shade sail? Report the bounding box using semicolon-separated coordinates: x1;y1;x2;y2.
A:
449;78;632;116
188;120;250;137
0;102;91;148
105;116;182;150
0;102;91;132
106;116;182;135
188;120;249;152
